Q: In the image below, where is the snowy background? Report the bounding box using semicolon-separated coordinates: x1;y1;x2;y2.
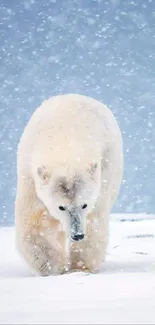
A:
0;0;155;226
0;1;155;323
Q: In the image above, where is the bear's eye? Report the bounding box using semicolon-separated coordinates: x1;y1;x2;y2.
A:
82;204;87;209
59;206;66;211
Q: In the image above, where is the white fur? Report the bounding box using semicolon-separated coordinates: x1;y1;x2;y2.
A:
15;93;123;276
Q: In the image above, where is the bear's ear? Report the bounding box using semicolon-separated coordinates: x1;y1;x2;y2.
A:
88;162;98;176
37;165;49;181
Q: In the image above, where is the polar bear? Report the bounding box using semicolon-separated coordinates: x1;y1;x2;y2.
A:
15;93;123;276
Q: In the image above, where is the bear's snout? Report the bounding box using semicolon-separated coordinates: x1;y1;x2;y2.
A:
71;233;84;241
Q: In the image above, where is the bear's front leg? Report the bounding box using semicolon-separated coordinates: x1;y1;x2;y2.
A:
27;234;61;276
70;212;108;273
17;230;68;276
16;216;69;276
70;235;106;273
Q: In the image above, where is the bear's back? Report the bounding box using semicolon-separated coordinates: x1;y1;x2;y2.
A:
17;94;122;175
20;93;119;142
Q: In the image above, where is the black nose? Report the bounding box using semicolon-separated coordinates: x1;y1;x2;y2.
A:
71;234;84;241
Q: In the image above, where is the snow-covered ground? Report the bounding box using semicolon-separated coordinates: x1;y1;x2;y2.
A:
0;214;155;324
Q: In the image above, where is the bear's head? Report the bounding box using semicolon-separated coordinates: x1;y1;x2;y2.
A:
34;162;101;241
